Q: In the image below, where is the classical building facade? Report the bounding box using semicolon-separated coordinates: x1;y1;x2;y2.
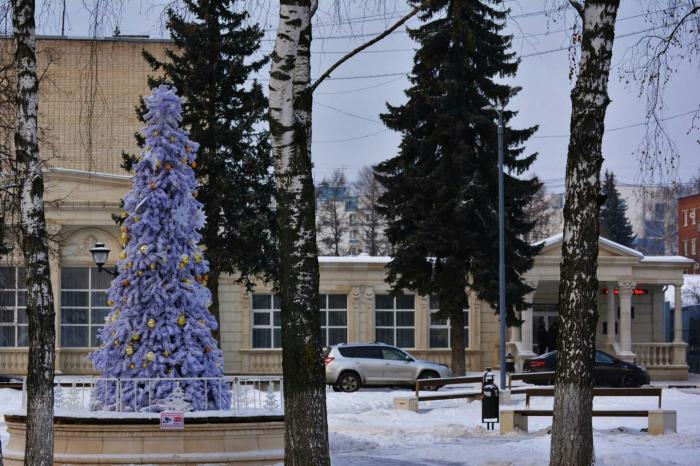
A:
0;37;692;381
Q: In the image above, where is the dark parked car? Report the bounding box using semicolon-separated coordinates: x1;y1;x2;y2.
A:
523;350;650;387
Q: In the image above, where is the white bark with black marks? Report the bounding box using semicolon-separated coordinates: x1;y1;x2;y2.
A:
269;1;330;465
550;1;620;465
13;1;56;465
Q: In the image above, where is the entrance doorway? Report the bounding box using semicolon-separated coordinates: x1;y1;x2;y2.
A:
533;303;560;355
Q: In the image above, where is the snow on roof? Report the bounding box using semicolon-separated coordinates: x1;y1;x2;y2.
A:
534;232;644;258
641;256;695;264
318;256;391;264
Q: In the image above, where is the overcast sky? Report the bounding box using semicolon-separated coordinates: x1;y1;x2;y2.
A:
53;0;700;193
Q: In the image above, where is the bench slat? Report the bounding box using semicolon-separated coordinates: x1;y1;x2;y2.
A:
517;409;649;417
417;391;481;402
525;387;662;408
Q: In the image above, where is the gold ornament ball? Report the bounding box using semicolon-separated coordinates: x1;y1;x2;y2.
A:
139;245;148;254
194;254;202;264
119;250;127;260
137;270;144;277
126;345;134;356
142;363;148;368
198;319;206;326
149;263;156;270
146;351;155;362
177;314;186;326
107;300;114;306
147;318;156;329
130;363;136;369
155;159;162;168
181;255;190;264
131;332;140;341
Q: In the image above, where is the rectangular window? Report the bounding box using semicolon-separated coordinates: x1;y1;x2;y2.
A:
683;210;688;227
60;267;111;348
0;267;27;347
692;238;697;256
428;295;469;348
375;293;415;347
252;293;281;348
692;209;697;225
320;294;348;347
684;239;689;256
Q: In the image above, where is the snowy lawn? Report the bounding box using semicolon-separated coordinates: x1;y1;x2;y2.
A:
2;379;699;465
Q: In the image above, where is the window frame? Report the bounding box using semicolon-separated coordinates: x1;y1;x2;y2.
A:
428;295;470;349
0;267;28;348
374;293;415;348
319;293;348;347
251;293;281;349
60;267;110;348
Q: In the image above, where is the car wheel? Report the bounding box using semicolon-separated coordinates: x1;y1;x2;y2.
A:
621;373;639;388
331;385;341;392
337;372;361;393
417;371;441;391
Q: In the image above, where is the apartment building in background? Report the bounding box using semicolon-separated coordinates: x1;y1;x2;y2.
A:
679;193;700;273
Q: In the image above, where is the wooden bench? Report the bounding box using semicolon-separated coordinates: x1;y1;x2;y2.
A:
507;371;556;390
393;375;484;412
525;387;663;408
500;408;676;435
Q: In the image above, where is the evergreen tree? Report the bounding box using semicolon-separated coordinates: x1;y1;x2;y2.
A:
600;171;636;247
130;0;277;341
375;0;542;375
92;86;229;411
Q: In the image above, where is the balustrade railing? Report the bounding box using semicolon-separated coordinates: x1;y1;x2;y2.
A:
22;375;284;415
632;343;675;367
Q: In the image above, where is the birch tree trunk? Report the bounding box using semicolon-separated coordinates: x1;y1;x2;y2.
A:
269;1;330;464
13;1;56;465
550;1;620;465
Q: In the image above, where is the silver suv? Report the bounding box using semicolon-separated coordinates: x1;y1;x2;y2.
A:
324;343;452;392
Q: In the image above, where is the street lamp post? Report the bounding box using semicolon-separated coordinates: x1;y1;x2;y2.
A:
483;86;520;390
89;241;119;277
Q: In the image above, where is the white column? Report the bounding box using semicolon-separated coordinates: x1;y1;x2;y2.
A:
671;282;688;369
510;312;521;343
618;281;635;359
674;284;684;343
348;287;361;343
520;281;537;355
606;282;616;346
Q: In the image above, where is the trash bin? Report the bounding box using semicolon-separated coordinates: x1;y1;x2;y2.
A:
505;353;515;373
481;369;499;430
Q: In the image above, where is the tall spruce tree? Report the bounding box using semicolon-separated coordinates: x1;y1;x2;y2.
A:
129;0;277;341
600;171;636;247
375;0;542;376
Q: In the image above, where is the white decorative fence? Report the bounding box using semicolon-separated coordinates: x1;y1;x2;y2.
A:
632;343;674;367
22;376;284;415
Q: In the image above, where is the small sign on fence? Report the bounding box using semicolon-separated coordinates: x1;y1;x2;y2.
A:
160;412;184;430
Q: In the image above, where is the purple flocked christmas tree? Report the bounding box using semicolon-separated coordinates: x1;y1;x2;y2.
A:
91;85;230;411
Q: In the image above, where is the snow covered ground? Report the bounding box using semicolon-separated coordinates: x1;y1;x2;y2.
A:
2;377;700;465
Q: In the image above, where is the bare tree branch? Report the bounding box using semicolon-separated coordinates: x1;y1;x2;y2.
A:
311;0;431;93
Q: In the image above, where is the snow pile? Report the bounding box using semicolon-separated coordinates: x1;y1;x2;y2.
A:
3;379;700;465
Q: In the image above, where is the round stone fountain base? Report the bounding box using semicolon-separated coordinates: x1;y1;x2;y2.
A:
3;413;284;465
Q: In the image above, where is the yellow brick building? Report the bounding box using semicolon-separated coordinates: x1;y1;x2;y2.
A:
0;37;692;380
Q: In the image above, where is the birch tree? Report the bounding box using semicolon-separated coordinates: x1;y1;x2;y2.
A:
550;1;621;465
268;1;428;462
13;1;56;465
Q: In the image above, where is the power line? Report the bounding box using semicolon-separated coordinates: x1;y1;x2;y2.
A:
314;101;383;124
316;76;406;95
312;128;389;144
531;109;698;139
